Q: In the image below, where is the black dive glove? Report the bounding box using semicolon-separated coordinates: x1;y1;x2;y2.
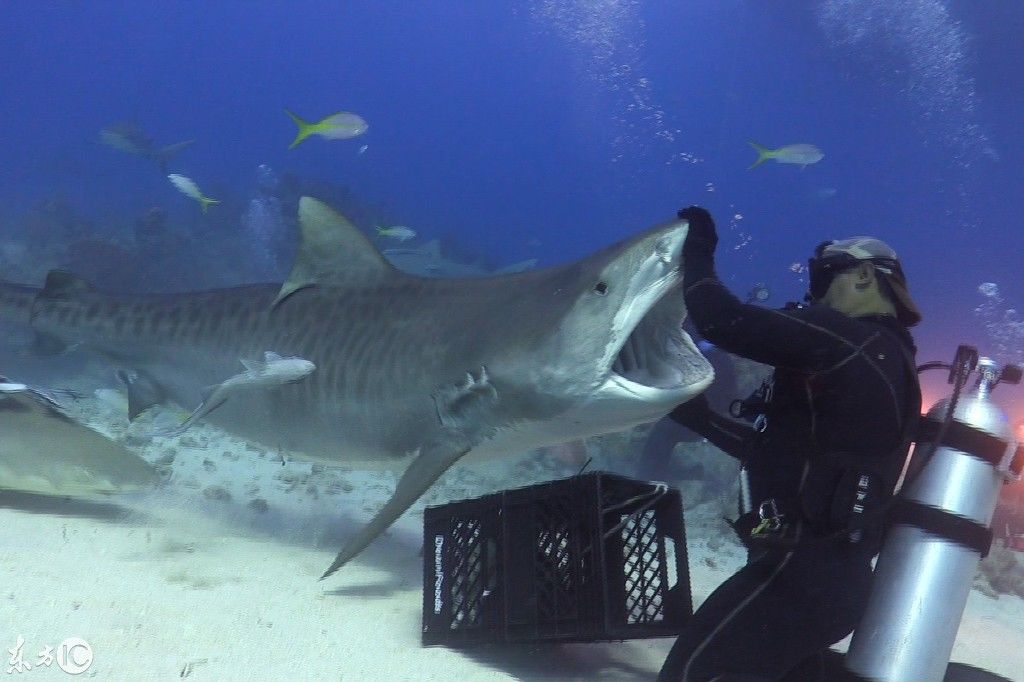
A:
667;393;713;431
678;205;717;260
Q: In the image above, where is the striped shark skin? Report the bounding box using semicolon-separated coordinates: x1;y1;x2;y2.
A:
0;197;713;578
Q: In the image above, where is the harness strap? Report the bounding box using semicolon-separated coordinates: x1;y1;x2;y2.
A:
915;417;1023;473
888;498;993;557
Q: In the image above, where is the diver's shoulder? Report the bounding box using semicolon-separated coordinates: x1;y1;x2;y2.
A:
776;301;846;324
779;303;907;340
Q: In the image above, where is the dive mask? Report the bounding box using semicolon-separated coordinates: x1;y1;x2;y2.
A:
806;239;904;302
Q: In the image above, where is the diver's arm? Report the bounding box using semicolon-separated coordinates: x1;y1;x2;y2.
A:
678;205;858;371
683;252;858;372
667;394;754;460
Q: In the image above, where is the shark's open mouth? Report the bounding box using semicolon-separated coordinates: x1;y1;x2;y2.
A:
610;285;703;391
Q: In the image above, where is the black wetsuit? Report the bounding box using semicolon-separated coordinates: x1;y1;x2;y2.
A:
658;258;921;681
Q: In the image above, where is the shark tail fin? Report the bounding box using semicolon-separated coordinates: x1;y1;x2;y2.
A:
747;141;774;170
156;139;197;173
286;109;315;149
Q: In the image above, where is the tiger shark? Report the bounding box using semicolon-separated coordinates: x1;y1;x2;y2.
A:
0;197;713;578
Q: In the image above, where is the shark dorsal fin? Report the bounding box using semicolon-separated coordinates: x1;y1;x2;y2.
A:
39;270;96;301
273;197;394;308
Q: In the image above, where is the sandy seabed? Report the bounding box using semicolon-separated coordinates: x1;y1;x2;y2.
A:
1;390;1022;681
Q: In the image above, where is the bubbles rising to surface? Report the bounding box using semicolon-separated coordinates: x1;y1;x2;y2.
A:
529;0;700;168
978;282;1000;298
974;281;1024;366
242;163;289;282
816;0;996;172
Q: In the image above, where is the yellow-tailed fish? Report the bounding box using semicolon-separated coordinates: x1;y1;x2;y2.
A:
748;141;824;169
286;109;368;149
167;173;219;213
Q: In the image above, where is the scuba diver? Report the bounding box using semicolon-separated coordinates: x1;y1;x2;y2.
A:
657;207;923;682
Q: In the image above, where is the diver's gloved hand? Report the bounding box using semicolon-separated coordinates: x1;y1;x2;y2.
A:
678;205;717;259
667;392;712;432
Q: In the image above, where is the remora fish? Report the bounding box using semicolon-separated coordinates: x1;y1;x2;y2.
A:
157;352;316;436
0;197;713;577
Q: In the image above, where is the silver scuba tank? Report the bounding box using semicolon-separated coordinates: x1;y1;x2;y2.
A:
846;351;1023;681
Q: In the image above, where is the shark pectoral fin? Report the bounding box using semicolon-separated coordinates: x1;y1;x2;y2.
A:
272;197;397;309
320;442;472;579
321;369;500;579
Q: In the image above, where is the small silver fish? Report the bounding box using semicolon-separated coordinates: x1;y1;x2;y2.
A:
168;174;220;213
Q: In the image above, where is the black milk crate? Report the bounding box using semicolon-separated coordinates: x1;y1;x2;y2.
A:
422;471;691;646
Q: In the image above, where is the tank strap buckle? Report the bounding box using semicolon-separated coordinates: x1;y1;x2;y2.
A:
751;498;785;536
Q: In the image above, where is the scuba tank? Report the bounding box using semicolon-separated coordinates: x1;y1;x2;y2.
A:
846;346;1023;682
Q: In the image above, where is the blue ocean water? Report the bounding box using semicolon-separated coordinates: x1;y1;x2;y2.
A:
1;3;1023;678
3;1;1021;363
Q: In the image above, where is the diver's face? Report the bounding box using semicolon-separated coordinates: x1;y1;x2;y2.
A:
818;263;874;314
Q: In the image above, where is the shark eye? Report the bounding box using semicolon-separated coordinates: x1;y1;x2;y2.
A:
594;281;609;296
